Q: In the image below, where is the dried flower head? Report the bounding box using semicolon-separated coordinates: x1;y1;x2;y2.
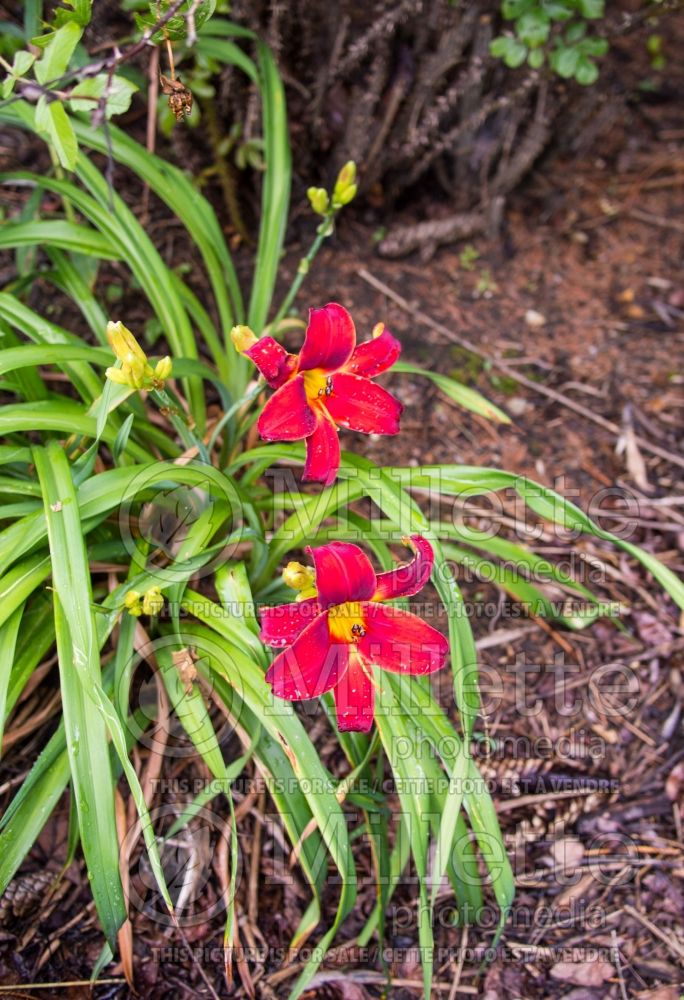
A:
160;74;193;121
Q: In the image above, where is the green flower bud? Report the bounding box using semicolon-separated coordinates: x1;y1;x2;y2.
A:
142;586;164;616
333;183;357;207
124;589;143;616
336;161;356;189
153;356;173;383
282;561;316;592
307;187;329;216
231;325;258;353
105;320;159;391
332;161;358;208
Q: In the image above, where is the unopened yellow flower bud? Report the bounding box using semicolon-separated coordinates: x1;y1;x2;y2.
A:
231;325;258;353
153;356;173;383
307;186;329;216
282;561;316;593
335;183;357;207
105;320;158;390
336;161;356;189
105;365;134;386
106;321;147;365
332;161;358;208
124;589;143;616
296;585;318;602
142;586;164;616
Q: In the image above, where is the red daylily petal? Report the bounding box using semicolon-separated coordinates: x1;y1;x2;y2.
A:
346;327;401;378
298;303;356;373
260;597;323;648
265;611;347;700
302;408;340;487
308;541;377;608
333;650;375;732
244;336;297;388
358;603;448;675
374;535;435;601
323;372;402;435
257;375;316;441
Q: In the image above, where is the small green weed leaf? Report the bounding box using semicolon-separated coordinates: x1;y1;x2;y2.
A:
69;75;138;118
35;98;78;170
34;21;83;84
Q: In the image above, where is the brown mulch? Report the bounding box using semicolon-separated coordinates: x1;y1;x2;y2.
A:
288;127;684;999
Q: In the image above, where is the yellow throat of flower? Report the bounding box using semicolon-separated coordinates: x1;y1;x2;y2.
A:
327;601;367;643
302;368;332;401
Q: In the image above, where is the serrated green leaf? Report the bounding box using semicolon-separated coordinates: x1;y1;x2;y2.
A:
69;75;138;118
34;21;82;85
52;0;93;28
2;50;35;97
135;0;216;42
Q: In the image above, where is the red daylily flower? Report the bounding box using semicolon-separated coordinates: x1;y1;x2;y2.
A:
260;536;448;732
241;303;402;486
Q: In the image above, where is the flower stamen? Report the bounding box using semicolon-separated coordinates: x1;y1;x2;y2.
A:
328;601;367;643
302;368;331;401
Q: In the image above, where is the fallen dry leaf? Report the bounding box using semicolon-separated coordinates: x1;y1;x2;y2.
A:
665;761;684;802
332;983;372;1000
550;958;615;987
623;423;651;492
551;837;585;871
172;646;198;693
525;308;546;327
634;611;674;648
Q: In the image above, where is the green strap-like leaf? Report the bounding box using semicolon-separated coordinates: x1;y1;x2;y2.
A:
394;360;511;424
34;442;126;946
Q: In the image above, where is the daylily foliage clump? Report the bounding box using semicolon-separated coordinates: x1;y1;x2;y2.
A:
5;16;682;996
